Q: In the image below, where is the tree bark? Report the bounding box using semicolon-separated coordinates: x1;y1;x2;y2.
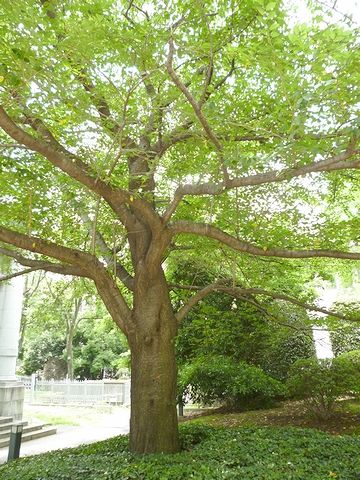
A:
128;268;180;453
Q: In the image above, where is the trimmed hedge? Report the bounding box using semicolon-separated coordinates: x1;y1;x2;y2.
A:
1;424;360;479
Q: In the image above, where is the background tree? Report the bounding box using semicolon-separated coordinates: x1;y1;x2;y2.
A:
19;275;128;379
73;315;128;379
21;330;66;377
44;278;92;380
0;0;359;453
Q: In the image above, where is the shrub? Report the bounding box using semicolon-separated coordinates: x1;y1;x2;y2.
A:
21;332;66;375
261;331;315;381
179;356;286;409
287;357;359;419
331;323;360;356
334;350;360;393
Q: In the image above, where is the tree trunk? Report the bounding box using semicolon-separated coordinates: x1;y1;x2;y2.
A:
66;327;74;381
128;270;180;454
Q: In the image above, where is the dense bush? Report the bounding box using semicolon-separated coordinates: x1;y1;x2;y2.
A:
331;326;360;356
335;350;360;392
287;356;359;419
1;424;360;479
21;332;66;375
179;356;286;409
261;331;315;381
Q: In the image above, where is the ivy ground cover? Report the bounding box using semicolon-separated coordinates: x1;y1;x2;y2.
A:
0;424;359;479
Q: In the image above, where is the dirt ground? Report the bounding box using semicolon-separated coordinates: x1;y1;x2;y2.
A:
183;398;360;435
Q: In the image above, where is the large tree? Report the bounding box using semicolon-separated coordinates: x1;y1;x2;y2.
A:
0;0;359;453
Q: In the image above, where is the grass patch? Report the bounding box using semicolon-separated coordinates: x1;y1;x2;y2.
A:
1;424;360;479
23;404;118;427
30;413;80;426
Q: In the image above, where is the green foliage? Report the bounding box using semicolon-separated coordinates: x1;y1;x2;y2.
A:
1;0;360;454
176;299;271;366
73;317;128;379
334;350;360;392
21;331;66;375
19;275;128;379
331;325;360;356
261;331;316;381
1;0;359;300
173;262;315;382
174;274;316;391
287;357;360;419
179;355;286;409
1;424;360;479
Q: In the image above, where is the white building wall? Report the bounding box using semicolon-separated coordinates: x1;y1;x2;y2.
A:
0;276;24;380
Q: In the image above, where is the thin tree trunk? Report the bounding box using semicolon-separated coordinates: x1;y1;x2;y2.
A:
66;327;74;381
65;297;82;381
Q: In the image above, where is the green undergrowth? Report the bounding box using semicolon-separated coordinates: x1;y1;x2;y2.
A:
1;424;360;479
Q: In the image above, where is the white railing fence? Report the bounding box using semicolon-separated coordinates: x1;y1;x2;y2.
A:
17;375;131;406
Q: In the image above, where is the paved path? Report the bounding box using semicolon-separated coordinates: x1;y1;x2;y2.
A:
0;407;130;464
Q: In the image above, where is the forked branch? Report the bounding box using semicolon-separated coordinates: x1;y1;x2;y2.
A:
166;38;229;182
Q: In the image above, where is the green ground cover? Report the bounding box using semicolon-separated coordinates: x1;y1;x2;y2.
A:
1;424;359;480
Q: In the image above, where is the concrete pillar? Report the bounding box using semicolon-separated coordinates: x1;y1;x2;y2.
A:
0;276;25;420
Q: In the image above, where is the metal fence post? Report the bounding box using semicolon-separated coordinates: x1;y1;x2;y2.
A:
31;373;36;404
7;423;23;462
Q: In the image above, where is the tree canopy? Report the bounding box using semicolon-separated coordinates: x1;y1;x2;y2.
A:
0;0;359;453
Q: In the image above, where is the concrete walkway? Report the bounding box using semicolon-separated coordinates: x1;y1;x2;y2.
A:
0;407;130;465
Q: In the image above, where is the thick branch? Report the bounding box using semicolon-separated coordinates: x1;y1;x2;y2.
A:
163;140;359;221
0;229;132;333
0;229;100;272
0;246;87;277
175;283;216;322
0;106;160;230
170;221;360;261
0;106;127;204
175;282;355;323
